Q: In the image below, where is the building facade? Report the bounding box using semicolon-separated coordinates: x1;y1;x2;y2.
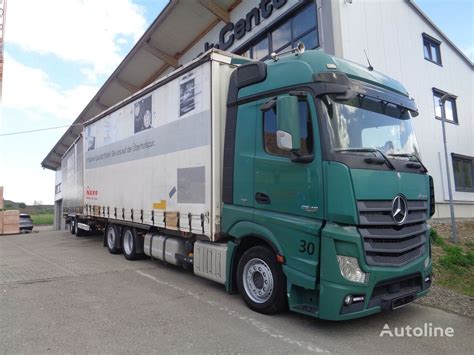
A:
45;0;473;226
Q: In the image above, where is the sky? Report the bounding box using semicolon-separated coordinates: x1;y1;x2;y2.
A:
0;0;473;205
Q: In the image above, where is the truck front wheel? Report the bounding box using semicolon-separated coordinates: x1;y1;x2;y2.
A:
106;224;121;254
237;246;287;314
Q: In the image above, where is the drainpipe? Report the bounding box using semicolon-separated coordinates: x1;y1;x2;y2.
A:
439;94;457;243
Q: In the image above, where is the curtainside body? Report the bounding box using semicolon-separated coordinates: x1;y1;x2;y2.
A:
81;51;234;240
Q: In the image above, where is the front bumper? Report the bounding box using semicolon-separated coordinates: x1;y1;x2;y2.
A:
318;223;432;321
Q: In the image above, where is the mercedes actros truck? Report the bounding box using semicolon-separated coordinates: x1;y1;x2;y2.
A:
62;47;434;320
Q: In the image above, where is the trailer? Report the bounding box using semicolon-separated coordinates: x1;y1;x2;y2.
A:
61;135;84;234
64;47;434;320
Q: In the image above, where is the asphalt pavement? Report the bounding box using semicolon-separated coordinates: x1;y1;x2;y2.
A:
1;230;473;354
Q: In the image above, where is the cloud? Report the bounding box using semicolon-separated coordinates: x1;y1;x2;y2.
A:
6;0;147;78
2;54;98;121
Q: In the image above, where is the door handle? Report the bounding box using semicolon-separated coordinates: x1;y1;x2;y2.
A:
301;205;318;212
255;192;271;204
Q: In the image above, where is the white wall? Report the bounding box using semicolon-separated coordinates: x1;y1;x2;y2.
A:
335;0;474;217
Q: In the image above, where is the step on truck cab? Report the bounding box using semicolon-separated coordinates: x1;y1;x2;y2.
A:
66;47;433;321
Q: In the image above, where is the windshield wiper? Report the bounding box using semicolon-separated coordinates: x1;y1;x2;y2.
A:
334;148;395;170
388;153;428;172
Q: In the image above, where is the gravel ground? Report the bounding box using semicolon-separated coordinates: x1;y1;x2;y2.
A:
416;284;474;318
415;219;474;318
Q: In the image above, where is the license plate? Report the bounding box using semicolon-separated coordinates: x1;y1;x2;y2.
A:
392;293;416;309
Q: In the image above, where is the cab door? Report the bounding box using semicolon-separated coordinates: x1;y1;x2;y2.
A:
253;93;324;284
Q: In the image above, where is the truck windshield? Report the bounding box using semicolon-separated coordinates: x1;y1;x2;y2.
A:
321;94;420;157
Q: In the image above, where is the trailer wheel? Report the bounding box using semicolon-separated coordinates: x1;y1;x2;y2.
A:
106;224;121;254
122;227;141;260
237;246;287;314
69;219;76;235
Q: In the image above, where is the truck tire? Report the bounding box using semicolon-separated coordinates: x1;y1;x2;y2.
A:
122;227;142;260
74;218;85;237
237;246;287;315
106;224;121;254
70;219;76;235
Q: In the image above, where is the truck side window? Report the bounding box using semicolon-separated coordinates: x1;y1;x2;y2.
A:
263;100;313;157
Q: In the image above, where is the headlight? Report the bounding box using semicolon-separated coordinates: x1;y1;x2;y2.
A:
337;255;369;283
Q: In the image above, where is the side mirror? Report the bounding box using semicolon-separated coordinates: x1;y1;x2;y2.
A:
276;96;300;151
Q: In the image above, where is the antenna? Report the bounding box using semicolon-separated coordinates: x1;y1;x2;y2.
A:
363;49;374;71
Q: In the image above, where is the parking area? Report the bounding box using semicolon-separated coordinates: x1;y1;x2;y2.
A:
1;230;473;354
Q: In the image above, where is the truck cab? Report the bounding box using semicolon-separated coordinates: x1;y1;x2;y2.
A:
222;48;434;320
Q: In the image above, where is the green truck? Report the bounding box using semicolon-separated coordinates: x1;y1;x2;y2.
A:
67;46;433;321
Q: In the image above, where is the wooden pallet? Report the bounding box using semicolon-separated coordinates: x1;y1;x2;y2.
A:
0;210;19;235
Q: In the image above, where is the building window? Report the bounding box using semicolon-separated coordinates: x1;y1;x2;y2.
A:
55;183;61;194
238;2;319;60
253;37;270;60
433;89;458;124
452;154;474;192
263;99;313;157
423;33;442;65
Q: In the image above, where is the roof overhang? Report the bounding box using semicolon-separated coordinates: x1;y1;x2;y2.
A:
41;0;240;170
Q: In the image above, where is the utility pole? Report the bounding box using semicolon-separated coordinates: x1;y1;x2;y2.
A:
439;94;457;243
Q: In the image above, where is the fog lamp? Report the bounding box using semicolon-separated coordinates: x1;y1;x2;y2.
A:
344;295;353;305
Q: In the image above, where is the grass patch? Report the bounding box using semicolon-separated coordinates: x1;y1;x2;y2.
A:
430;228;474;297
31;213;54;226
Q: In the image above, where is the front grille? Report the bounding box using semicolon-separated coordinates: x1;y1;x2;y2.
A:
357;200;428;266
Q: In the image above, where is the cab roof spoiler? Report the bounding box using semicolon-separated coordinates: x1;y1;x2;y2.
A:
313;72;419;117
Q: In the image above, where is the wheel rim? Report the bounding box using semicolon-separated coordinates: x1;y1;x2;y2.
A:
107;227;116;249
242;258;274;304
123;230;133;255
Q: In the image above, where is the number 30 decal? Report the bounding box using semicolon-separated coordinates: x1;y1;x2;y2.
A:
299;240;315;255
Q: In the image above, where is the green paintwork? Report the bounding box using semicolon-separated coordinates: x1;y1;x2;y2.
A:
324;161;358;225
232;102;257;209
222;48;430;320
238;49;409;100
351;168;430;200
223;93;325;300
253;95;324;288
225;239;238;293
318;222;431;320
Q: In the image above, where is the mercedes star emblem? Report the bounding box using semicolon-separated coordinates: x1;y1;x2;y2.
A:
392;195;408;225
